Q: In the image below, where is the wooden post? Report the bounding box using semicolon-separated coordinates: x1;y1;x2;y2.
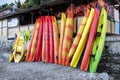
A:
30;12;34;30
18;16;20;31
0;20;2;37
31;12;34;24
7;19;8;39
119;21;120;34
1;20;3;36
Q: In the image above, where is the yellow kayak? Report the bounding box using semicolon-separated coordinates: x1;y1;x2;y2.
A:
9;30;31;63
70;8;94;68
58;13;66;65
14;32;25;63
9;36;19;62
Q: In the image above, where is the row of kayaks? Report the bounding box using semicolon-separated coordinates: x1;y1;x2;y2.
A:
9;7;107;73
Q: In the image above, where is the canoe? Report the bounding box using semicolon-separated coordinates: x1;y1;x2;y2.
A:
80;8;100;71
70;8;94;68
90;7;107;73
65;9;90;66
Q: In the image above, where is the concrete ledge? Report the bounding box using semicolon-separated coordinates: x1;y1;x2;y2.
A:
106;34;120;42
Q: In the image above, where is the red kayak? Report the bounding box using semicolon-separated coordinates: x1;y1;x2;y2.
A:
42;16;46;62
80;8;100;71
48;16;54;63
35;16;43;62
45;16;50;62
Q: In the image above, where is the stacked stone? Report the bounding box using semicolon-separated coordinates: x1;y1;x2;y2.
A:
0;37;13;61
98;34;120;79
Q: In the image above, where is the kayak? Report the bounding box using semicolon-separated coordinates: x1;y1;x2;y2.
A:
90;7;107;73
23;30;31;60
14;32;25;63
62;10;74;65
36;16;43;62
9;51;14;62
9;31;30;63
48;16;54;63
80;8;100;71
45;16;50;62
65;9;90;66
26;18;40;62
42;16;46;62
70;8;94;68
52;16;60;64
29;19;40;62
58;13;66;65
9;34;19;62
23;30;31;50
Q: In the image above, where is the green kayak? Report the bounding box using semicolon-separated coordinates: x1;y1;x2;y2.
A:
90;7;107;73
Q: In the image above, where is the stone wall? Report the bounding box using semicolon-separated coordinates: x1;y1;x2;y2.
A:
98;34;120;79
0;37;13;53
0;37;14;61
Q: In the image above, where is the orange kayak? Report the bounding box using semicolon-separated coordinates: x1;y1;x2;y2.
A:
52;16;60;64
26;18;40;62
65;9;90;66
62;10;74;65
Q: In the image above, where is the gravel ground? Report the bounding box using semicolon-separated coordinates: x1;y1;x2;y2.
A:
0;60;115;80
0;51;116;80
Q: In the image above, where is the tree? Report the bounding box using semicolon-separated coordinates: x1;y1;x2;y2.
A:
9;2;15;6
24;0;29;3
20;0;41;9
1;3;8;9
32;0;41;6
15;0;21;8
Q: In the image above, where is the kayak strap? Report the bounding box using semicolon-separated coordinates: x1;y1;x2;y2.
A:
101;24;103;29
90;54;95;58
96;32;101;37
56;55;58;60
